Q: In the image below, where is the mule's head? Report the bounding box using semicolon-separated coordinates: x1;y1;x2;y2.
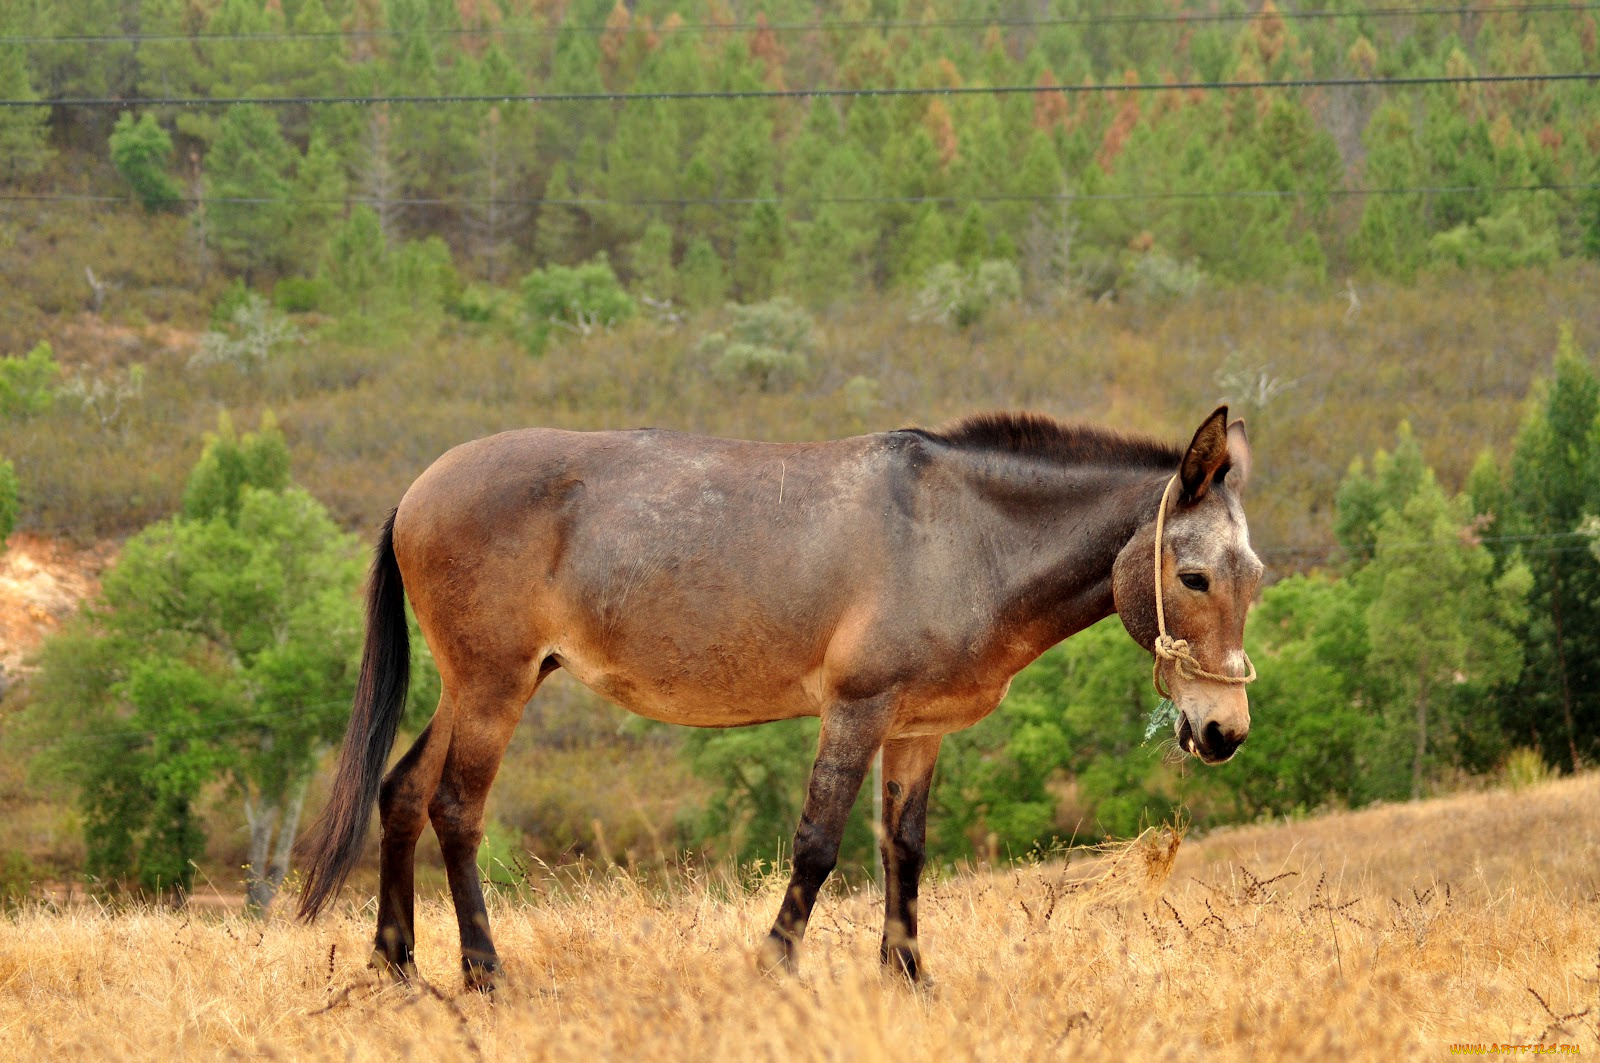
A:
1112;407;1261;764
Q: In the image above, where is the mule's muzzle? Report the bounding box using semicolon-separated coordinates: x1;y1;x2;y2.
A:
1176;715;1246;764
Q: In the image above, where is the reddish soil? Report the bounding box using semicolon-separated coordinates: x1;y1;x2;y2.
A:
0;533;116;677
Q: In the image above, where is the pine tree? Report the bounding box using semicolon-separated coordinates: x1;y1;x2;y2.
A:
680;237;729;308
1497;328;1600;771
206;105;297;279
291;131;348;274
1351;104;1428;279
0;18;52;183
733;185;785;302
535;163;586;267
629;221;678;302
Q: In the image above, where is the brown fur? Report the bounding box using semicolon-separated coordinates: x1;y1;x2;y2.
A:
296;408;1261;988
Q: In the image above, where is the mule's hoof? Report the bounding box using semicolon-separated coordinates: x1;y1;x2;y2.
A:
462;956;499;994
880;943;923;983
368;949;417;984
755;932;797;978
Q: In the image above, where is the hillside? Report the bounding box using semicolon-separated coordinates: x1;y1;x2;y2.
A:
1;772;1594;1059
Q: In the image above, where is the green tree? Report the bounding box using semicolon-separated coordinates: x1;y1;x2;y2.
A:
629;221;677;301
1361;475;1530;797
0;342;60;418
519;256;635;355
0;458;17;548
205;105;297;278
109;113;183;211
1351;104;1428;279
290;130;348;270
679;237;729;309
732;186;785;302
1494;328;1600;771
323;206;388;312
0;12;52;183
534;162;585;267
26;418;364;909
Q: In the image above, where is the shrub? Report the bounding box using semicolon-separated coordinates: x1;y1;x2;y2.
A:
209;279;256;328
108;112;182;212
0;457;17;545
1429;198;1560;272
0;342;60;417
1502;747;1552;792
914;259;1022;328
519;257;635;355
1125;250;1206;304
389;236;461;310
449;284;505;324
272;276;328;314
702;297;818;392
192;295;300;371
55;365;146;430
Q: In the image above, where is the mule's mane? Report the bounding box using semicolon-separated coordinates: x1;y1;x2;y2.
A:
911;411;1182;469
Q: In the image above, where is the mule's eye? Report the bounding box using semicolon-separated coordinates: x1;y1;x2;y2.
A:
1179;572;1210;592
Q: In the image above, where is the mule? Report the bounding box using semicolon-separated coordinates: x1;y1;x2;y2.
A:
296;406;1261;988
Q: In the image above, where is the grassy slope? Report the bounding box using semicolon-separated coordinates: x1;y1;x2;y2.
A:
1;772;1595;1060
4;229;1600;564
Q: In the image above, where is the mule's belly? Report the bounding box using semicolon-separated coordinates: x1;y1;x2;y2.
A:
553;646;823;728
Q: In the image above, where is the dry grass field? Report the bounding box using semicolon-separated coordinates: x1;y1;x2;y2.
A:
1;774;1596;1061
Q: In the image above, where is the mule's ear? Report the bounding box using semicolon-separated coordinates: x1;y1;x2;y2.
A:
1224;418;1251;493
1179;406;1231;502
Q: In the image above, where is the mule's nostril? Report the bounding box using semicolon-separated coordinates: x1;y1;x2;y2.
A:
1202;720;1240;760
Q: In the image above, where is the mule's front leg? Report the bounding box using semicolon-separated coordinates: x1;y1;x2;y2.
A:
758;703;888;976
879;734;941;982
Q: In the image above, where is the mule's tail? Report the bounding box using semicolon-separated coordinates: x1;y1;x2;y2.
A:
296;509;411;921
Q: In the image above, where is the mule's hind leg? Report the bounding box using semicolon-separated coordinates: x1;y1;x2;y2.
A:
373;696;454;978
759;699;892;975
428;680;531;991
878;734;941;982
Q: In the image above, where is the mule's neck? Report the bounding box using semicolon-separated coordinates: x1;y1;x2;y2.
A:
930;443;1174;666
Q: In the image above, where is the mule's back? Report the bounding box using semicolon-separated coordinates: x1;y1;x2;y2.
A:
391;427;903;725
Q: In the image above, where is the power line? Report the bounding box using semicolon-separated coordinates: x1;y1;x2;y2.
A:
4;70;1596;109
5;2;1597;45
0;182;1592;211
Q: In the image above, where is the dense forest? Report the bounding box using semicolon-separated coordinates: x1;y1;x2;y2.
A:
2;1;1600;906
1;0;1599;313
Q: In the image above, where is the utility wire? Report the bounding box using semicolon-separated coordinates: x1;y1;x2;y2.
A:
5;2;1597;44
4;70;1597;109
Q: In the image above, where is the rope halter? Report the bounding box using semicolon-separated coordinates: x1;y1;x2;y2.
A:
1150;474;1257;700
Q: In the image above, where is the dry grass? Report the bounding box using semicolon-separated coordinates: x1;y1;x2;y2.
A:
2;774;1596;1059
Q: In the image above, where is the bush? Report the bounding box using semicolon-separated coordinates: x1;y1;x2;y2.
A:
0;342;60;417
449;284;506;324
272;276;328;314
1125;250;1205;304
192;295;300;371
0;457;17;545
519;257;635;355
1429;200;1560;272
914;259;1022;328
390;236;461;310
108;112;182;212
209;279;256;328
1502;747;1552;792
701;297;818;392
